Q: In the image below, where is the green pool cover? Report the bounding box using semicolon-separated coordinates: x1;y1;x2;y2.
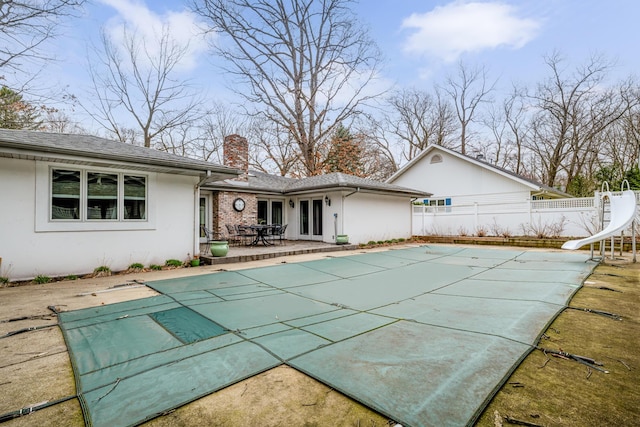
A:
59;246;596;427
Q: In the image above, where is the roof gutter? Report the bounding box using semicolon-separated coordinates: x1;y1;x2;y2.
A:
0;141;239;178
344;187;360;198
197;170;212;187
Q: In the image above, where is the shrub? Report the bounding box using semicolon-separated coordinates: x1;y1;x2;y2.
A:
0;276;9;285
398;238;405;242
33;275;51;284
489;217;505;237
475;226;487;237
520;215;567;239
93;265;111;277
129;262;145;270
150;264;163;270
65;274;79;280
165;259;183;267
367;241;377;245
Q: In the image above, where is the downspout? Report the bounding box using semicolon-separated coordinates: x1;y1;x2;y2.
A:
194;171;211;257
342;187;360;240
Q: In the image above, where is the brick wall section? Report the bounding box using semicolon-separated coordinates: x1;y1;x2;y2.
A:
223;134;248;181
213;135;254;236
213;191;258;235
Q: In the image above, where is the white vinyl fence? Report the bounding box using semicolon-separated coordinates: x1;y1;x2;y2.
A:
412;192;640;238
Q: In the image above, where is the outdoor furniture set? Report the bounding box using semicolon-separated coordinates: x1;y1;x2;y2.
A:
209;224;288;247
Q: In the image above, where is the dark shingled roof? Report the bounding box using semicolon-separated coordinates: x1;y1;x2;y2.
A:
0;129;240;180
207;170;430;197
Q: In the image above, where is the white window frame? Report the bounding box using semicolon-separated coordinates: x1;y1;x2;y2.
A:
35;161;157;232
424;197;452;213
257;198;285;225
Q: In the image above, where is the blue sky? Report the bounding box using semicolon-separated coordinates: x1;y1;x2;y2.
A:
21;0;640;129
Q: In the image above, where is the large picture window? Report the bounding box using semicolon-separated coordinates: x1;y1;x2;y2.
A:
51;168;147;221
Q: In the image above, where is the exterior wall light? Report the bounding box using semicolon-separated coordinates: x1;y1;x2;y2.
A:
289;199;295;208
325;195;331;206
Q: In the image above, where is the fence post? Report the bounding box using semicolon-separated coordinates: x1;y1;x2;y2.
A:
474;202;478;229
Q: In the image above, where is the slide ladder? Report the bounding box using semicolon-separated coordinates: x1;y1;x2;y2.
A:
562;181;637;262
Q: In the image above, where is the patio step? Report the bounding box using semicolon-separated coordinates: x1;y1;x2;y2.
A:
200;243;359;265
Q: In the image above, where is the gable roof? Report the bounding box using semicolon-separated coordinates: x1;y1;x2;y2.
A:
387;144;571;198
206;170;431;198
0;129;240;182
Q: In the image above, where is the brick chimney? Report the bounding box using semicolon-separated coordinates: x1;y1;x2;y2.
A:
223;134;249;181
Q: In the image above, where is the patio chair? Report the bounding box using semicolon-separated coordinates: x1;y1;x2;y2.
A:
265;224;281;244
225;224;241;246
236;225;258;246
275;224;287;244
199;225;221;255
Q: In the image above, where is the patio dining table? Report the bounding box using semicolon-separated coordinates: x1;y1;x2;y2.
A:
247;224;276;246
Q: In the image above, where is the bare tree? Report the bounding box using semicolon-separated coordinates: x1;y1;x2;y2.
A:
85;25;205;148
441;61;495;155
42;109;86;134
353;113;402;179
527;52;632;191
358;133;399;181
0;0;85;73
484;87;531;173
594;81;640;179
385;87;457;162
195;102;248;163
192;0;383;176
247;118;300;176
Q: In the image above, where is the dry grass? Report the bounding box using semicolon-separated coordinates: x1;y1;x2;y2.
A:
476;259;640;427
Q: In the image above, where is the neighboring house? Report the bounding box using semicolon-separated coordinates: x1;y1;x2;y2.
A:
201;135;430;246
386;144;595;237
0;129;239;281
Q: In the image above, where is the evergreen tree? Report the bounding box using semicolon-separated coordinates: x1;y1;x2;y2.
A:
323;126;365;177
565;173;595;197
0;86;42;130
623;165;640;190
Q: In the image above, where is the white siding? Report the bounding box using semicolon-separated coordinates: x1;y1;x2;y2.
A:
389;147;607;238
0;157;199;281
391;149;532;199
342;193;412;244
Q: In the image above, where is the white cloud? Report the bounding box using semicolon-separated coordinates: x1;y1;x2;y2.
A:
401;1;540;62
99;0;209;72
